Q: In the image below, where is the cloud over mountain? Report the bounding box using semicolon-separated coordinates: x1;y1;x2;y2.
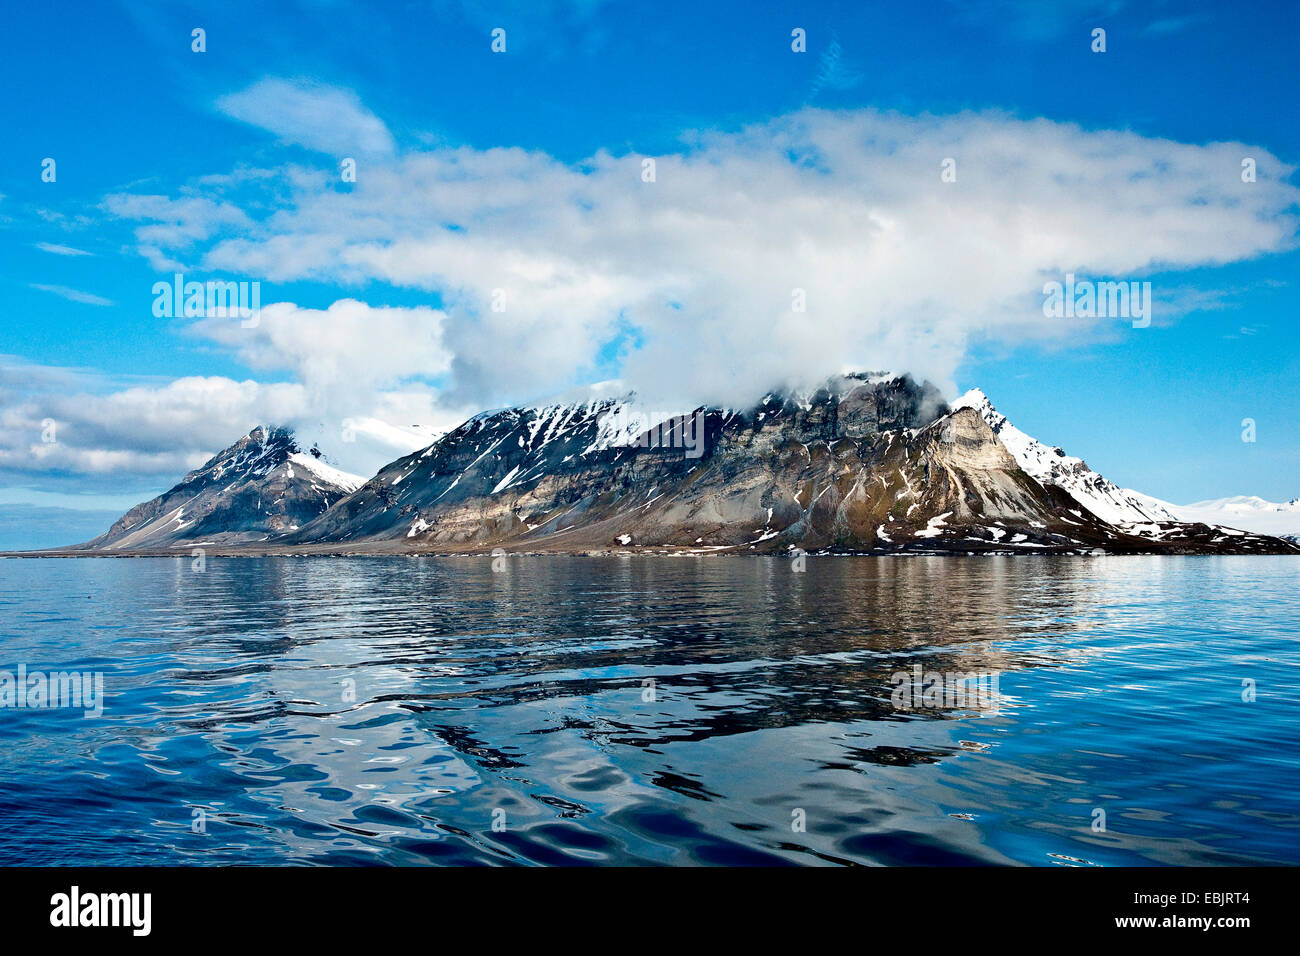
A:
17;87;1300;497
113;93;1299;414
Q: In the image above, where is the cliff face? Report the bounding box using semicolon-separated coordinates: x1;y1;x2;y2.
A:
81;426;361;550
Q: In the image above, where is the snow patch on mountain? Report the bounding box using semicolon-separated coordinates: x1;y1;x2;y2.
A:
287;453;364;494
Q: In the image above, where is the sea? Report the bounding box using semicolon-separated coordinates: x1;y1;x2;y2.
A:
1;554;1296;866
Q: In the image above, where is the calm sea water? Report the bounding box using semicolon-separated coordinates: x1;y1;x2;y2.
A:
0;555;1297;866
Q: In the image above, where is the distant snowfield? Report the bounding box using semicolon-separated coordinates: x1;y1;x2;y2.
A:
1145;494;1300;537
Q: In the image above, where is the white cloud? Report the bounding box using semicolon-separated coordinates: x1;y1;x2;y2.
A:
30;284;114;307
106;106;1298;410
0;330;470;494
101;193;254;272
184;298;466;463
67;101;1300;495
0;363;439;497
215;77;396;157
35;242;92;257
190;299;452;395
0;374;305;474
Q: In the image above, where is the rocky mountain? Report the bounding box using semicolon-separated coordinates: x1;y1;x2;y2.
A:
70;375;1299;556
289;373;1044;550
80;426;362;550
952;390;1298;541
273;373;1294;555
951;389;1177;525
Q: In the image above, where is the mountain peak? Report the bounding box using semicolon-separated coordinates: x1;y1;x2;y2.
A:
953;387;990;410
952;389;1176;526
80;425;361;550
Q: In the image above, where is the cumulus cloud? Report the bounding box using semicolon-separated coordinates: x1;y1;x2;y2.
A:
0;371;306;479
184;298;469;469
215;77;396;157
46;98;1294;499
108;105;1300;410
0;302;470;495
189;299;452;402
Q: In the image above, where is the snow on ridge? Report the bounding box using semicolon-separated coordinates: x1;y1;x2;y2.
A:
952;389;1298;537
582;400;682;456
287;453;364;493
776;370;901;412
951;389;1176;526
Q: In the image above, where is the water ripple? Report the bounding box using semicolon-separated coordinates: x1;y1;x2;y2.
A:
1;554;1297;865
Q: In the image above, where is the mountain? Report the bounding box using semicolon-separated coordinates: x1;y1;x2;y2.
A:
63;376;1299;556
79;426;362;550
273;373;1293;555
286;372;1099;551
952;391;1299;539
951;389;1177;526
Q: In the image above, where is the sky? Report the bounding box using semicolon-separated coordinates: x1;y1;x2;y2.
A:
1;0;1298;547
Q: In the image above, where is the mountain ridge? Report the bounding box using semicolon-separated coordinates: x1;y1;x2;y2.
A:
951;388;1178;526
56;374;1299;557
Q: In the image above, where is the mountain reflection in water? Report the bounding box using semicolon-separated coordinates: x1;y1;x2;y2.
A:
1;555;1296;866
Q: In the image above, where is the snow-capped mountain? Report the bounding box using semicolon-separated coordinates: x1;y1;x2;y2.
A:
81;426;363;550
951;389;1178;525
951;390;1298;538
73;378;1299;556
285;372;1109;551
276;373;1290;555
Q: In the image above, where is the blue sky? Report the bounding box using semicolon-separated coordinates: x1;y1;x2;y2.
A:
1;0;1298;544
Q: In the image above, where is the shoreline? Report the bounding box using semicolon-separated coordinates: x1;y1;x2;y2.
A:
4;544;1298;559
